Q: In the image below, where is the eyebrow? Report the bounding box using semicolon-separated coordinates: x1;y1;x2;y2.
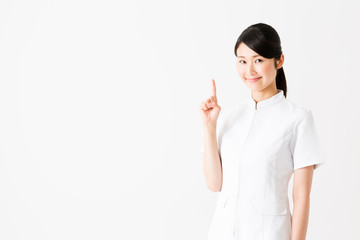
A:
237;55;261;58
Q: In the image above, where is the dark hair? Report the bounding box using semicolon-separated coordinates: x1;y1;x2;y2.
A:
234;23;287;98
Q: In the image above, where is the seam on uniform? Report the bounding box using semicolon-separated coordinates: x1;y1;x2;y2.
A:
262;143;277;240
263;146;275;239
264;131;292;198
265;130;292;190
262;130;291;240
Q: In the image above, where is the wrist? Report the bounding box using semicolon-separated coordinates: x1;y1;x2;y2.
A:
203;122;217;133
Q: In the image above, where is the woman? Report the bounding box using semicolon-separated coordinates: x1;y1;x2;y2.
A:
199;23;324;240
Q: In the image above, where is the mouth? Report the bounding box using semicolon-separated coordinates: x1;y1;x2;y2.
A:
246;77;262;82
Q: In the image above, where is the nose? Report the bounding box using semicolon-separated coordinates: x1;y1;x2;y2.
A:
246;63;257;77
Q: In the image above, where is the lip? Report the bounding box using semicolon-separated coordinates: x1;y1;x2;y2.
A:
247;77;262;82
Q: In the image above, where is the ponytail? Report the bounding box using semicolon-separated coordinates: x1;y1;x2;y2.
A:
275;67;287;98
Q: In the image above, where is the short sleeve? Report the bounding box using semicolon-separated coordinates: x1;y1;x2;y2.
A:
290;109;325;171
200;108;224;153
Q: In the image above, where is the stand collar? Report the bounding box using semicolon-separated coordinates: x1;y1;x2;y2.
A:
247;89;285;110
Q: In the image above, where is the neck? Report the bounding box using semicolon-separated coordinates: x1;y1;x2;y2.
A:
251;87;279;103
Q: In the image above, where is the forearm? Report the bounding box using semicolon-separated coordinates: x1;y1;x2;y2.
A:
203;124;222;192
291;196;310;240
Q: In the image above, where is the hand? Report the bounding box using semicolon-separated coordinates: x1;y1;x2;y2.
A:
200;79;221;127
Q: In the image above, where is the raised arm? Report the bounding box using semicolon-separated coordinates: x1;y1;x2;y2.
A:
200;79;222;192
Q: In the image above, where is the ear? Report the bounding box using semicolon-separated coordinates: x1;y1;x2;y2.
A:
276;54;285;69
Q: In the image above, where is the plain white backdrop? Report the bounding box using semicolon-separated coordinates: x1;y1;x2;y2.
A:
0;0;359;239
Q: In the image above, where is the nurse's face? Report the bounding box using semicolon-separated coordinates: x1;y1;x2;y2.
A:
236;42;283;93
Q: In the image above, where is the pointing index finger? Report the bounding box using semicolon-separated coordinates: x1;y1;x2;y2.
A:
211;79;216;97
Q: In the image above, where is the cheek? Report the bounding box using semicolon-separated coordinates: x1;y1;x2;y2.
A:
260;63;276;76
236;65;246;76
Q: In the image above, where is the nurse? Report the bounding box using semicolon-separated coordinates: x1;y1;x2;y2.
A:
200;23;324;240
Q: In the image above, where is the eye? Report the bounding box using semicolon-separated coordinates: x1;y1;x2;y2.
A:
238;59;262;64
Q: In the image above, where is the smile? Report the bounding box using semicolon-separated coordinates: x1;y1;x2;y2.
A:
247;77;262;82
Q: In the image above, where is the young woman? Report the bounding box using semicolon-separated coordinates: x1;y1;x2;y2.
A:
200;23;325;240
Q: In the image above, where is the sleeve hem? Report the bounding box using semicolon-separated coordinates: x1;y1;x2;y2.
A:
293;160;324;171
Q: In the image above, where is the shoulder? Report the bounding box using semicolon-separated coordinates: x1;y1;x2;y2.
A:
283;98;313;121
282;99;317;131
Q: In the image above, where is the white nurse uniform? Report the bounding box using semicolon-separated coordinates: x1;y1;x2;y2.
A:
200;89;325;240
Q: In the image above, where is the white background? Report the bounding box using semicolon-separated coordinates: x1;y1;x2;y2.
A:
0;0;359;239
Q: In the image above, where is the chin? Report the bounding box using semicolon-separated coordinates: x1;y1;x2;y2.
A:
246;84;263;92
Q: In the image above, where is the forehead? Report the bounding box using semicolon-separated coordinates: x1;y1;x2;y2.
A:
236;42;261;58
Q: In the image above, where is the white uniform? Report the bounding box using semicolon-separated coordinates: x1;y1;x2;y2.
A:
201;89;325;240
